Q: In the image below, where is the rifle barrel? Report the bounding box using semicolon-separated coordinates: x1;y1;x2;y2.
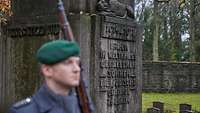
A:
57;0;74;41
56;1;92;113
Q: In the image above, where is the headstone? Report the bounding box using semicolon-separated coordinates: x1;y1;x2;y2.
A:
153;101;164;113
147;107;160;113
179;104;192;113
180;104;192;111
180;111;193;113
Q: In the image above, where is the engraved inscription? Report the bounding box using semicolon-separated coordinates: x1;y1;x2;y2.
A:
102;22;136;41
7;24;60;37
100;60;135;68
99;50;135;60
98;16;137;110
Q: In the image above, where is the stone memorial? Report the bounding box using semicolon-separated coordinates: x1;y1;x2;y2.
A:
90;15;142;113
0;0;142;113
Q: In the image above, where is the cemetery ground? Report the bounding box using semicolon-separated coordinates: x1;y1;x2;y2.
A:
142;92;200;113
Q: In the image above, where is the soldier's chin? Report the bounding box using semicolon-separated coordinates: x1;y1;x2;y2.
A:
72;81;80;87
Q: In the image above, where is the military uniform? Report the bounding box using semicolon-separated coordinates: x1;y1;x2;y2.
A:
8;84;82;113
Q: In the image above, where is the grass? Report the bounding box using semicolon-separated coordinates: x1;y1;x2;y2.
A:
142;93;200;113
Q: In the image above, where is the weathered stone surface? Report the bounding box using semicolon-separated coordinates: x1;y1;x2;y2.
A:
0;24;13;113
0;30;48;113
90;15;142;113
12;0;135;24
143;61;200;92
12;0;97;24
11;37;48;100
97;0;134;18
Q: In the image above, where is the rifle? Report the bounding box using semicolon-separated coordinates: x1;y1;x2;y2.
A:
57;0;92;113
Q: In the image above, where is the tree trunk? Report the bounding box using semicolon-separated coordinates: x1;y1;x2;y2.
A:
162;6;169;60
174;17;182;61
189;0;196;61
174;0;182;61
153;0;159;61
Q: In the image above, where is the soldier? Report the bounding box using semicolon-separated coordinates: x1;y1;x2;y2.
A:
7;40;94;113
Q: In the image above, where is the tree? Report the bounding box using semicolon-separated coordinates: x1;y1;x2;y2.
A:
0;0;11;23
143;6;154;60
137;0;200;62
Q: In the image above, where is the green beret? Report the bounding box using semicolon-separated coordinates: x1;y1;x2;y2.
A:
36;40;80;64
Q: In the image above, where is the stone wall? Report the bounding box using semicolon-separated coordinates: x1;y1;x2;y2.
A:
143;61;200;92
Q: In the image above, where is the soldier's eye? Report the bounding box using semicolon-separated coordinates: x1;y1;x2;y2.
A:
62;60;71;65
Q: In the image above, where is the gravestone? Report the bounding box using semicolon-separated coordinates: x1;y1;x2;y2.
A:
153;101;164;113
179;104;192;113
147;107;160;113
1;0;142;113
180;111;194;113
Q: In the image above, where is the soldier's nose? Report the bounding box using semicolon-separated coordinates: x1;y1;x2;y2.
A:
73;64;80;73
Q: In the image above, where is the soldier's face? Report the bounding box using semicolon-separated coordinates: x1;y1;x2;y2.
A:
49;56;81;88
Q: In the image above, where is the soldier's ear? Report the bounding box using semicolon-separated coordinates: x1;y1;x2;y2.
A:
41;64;53;78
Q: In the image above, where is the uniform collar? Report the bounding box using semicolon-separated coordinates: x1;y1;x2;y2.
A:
33;84;65;113
33;84;52;112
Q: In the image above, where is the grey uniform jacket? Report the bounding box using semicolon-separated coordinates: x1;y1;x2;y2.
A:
7;84;94;113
